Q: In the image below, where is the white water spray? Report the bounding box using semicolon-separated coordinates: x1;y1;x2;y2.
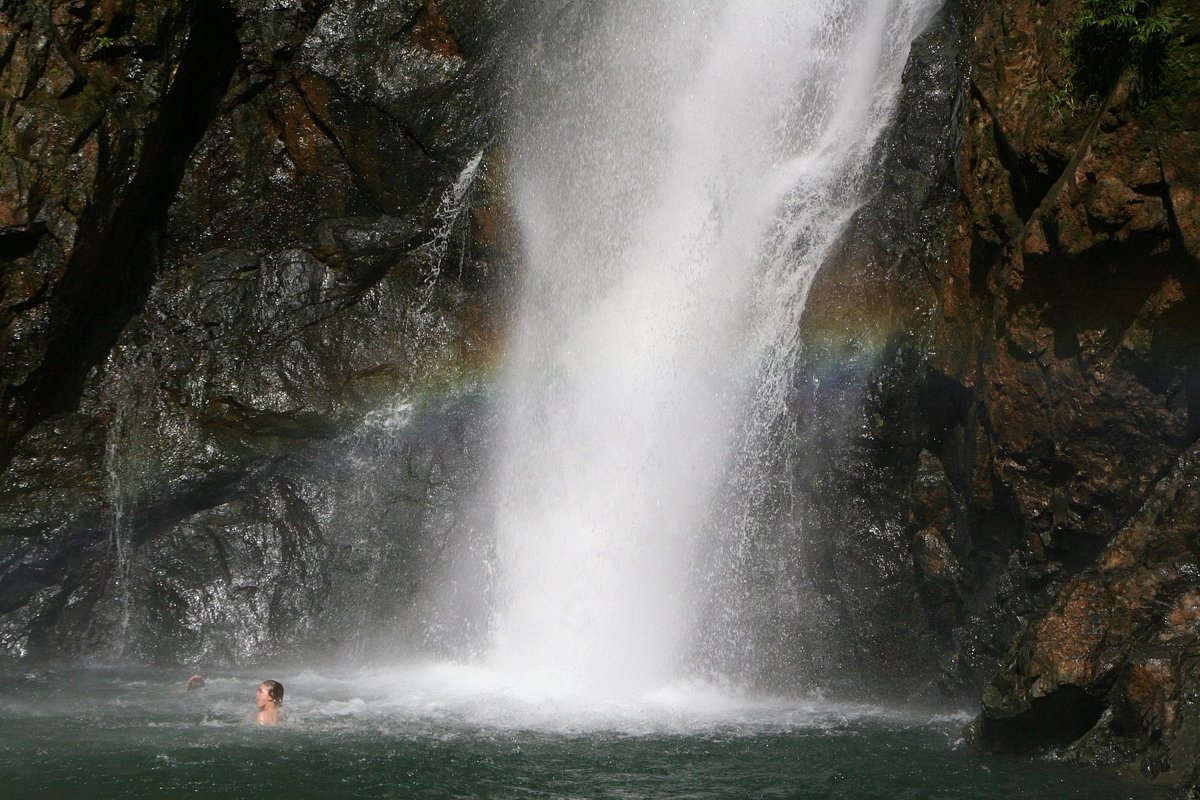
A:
478;0;940;700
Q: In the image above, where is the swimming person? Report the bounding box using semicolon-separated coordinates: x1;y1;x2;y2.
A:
255;680;284;725
186;674;206;690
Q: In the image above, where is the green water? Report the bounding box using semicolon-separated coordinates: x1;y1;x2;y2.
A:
0;667;1167;799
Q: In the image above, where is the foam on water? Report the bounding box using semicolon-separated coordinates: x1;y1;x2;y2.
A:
0;670;1164;799
166;663;912;737
0;665;911;736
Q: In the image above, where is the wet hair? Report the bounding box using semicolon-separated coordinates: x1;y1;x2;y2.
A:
262;679;284;706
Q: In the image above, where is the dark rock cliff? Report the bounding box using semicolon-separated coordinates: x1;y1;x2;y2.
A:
0;0;514;663
904;0;1199;791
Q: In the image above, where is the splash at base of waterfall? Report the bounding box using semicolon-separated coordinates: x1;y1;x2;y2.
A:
0;665;1160;799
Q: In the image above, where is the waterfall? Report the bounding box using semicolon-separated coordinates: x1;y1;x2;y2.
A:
102;371;134;652
477;0;940;698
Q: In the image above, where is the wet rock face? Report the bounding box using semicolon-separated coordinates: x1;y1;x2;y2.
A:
912;0;1200;790
0;0;246;456
976;443;1200;784
0;0;514;664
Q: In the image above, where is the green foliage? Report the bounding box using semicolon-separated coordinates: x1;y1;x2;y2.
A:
1048;86;1080;119
94;36;116;52
1060;0;1186;100
0;123;14;159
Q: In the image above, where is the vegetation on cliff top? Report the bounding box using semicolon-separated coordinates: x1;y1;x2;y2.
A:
1062;0;1188;100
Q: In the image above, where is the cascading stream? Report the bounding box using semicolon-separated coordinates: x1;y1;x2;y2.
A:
481;0;940;700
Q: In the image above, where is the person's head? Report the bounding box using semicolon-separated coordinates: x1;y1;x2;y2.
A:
256;680;284;709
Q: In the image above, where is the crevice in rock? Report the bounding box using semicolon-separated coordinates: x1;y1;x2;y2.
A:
290;76;388;215
980;684;1107;753
1032;73;1135;241
127;455;300;553
1158;155;1198;265
1045;528;1108;574
992;124;1060;224
13;3;243;447
40;5;90;94
0;229;40;261
0;18;23;71
968;227;1003;298
919;367;973;452
968;82;1063;225
388;103;441;165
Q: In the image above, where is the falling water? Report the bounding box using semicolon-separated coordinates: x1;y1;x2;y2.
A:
420;148;486;303
99;345;147;656
102;376;134;651
480;0;940;699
